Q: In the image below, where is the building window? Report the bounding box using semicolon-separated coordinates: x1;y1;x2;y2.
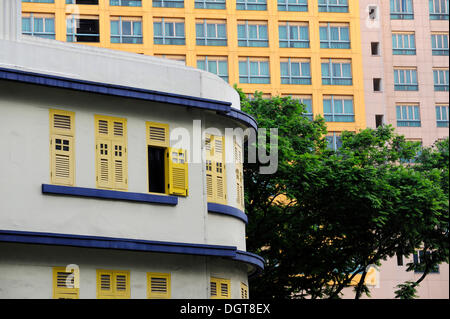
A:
323;95;355;122
431;33;449;56
53;267;79;299
396;104;421;127
436;105;449;127
394;68;418;91
279;22;309;48
237;21;269;47
326;132;343;151
154;18;185;45
318;0;349;13
390;0;414;20
110;0;142;6
153;0;184;8
375;114;384;128
392;32;416;55
49;109;75;186
373;78;382;91
239;57;270;84
205;135;227;204
321;59;352;85
413;250;439;273
96;270;130;299
234;138;244;211
147;273;171;299
429;0;449;20
66;0;98;4
240;283;249;299
371;42;380;55
111;17;142;44
22;13;55;39
319;23;350;49
210;277;231;299
95;115;128;190
197;56;229;82
67;15;100;43
280;58;311;85
433;68;449;91
278;0;307;11
196;19;227;46
195;0;226;9
146;122;188;196
237;0;267;11
154;54;186;64
283;95;313;120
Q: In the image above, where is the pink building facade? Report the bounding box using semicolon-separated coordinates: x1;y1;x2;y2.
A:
345;0;449;299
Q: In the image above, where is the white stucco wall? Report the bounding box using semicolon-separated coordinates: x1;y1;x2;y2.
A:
0;80;247;251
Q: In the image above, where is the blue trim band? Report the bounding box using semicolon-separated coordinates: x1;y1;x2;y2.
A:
207;202;248;224
0;230;264;274
0;67;257;130
42;184;178;206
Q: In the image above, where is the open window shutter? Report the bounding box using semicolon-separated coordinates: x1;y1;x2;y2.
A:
50;110;75;186
112;141;127;189
166;148;188;196
234;140;244;210
97;139;112;188
148;273;171;299
205;135;214;201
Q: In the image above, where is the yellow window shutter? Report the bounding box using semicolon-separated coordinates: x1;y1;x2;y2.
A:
240;283;249;299
166;148;188;196
114;271;130;299
210;277;230;299
50;110;75;186
205;135;227;204
53;267;79;299
95;115;127;190
97;270;113;299
147;273;171;299
97;270;130;299
234;140;244;210
147;122;169;148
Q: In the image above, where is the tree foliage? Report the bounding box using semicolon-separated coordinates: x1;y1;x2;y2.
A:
240;91;449;299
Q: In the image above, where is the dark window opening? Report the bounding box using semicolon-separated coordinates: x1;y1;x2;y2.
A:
148;146;165;194
397;253;403;266
371;42;380;55
373;78;382;91
375;115;384;128
69;0;99;4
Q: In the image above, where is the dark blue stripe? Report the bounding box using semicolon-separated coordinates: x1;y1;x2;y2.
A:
0;67;257;130
42;184;178;206
0;230;264;272
207;202;248;224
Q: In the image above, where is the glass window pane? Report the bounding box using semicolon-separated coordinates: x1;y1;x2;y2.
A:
279;26;287;39
334;99;343;113
122;21;132;35
323;99;332;113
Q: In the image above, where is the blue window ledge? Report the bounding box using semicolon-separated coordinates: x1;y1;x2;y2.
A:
207;202;248;224
42;184;178;205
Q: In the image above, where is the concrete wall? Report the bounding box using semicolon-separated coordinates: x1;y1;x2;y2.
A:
0;80;246;251
0;242;248;299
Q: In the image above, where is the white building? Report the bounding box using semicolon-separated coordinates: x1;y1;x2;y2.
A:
0;1;262;299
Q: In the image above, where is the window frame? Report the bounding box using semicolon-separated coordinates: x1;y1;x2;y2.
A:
153;18;186;45
318;0;349;13
319;22;351;49
110;16;143;44
238;57;270;84
110;0;142;6
280;58;312;85
429;0;449;20
394;68;418;91
396;104;421;127
321;58;353;86
323;95;355;122
195;19;227;46
152;0;184;8
147;272;171;299
390;0;414;20
433;68;449;91
237;21;269;48
278;0;308;12
436;104;449;127
96;270;130;299
279;22;310;48
431;33;449;56
22;13;56;39
197;56;229;82
392;32;416;55
236;0;267;11
194;0;226;9
210;277;231;299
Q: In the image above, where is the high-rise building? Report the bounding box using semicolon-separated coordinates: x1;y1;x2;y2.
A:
20;0;367;142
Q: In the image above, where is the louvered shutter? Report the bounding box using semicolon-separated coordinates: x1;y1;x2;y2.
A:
234;140;244;210
147;122;169;148
114;272;129;298
97;270;130;299
148;273;171;299
220;282;229;298
53;267;79;299
166;148;188;196
206;135;227;205
210;281;217;298
205;135;214;201
95;116;127;190
50;110;75;186
210;278;230;299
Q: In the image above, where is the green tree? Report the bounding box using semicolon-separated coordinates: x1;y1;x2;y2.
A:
241;91;449;299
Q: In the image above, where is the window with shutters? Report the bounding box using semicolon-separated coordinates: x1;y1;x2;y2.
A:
95;115;128;190
240;282;249;299
146;122;188;196
96;270;130;299
234;138;244;211
205;134;227;205
210;277;231;299
52;267;79;299
147;273;171;299
49;109;75;186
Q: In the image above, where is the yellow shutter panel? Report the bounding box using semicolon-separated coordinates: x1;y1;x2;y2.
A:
166;148;188;196
234;140;244;211
147;122;169;148
50;110;75;186
114;271;130;299
147;273;171;299
95;115;127;190
205;135;227;204
210;278;231;299
53;267;79;299
97;270;130;299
